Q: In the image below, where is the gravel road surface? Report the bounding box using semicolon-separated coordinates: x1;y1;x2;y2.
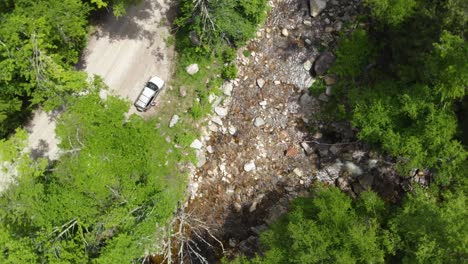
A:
26;0;175;161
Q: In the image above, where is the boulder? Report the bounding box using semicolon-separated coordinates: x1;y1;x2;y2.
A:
222;82;233;96
324;75;336;85
244;161;256;172
344;161;363;176
169;115;179;128
358;173;374;189
299;92;314;107
214;106;228;117
318;93;329;102
186;64;199;75
211;116;223;126
189;31;201;46
228;125;237;135
314;51;335;75
300;142;314;155
293;168;304;177
256;78;265;88
254;117;266;127
179;86;187;97
336;177;351;192
196;150;207;168
303;60;313;71
310;0;327;17
190;139;203;150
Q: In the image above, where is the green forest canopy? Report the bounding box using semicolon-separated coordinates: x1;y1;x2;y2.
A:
0;86;185;263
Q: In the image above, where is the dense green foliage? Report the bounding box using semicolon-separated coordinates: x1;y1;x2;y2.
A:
0;0;138;138
0;88;184;262
175;0;268;48
232;186;392;264
230;185;467;264
332;0;467;184
173;0;268;119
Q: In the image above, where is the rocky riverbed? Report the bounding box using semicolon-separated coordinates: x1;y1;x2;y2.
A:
182;0;426;261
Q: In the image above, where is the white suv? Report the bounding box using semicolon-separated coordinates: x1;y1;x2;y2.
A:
134;76;165;112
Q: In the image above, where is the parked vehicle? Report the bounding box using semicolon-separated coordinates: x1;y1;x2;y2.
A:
134;76;165;112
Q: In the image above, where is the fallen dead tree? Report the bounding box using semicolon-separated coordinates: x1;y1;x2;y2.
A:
157;208;224;264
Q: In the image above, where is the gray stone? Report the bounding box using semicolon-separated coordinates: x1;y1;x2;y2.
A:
229;238;237;247
256;78;265;88
244;161;256;172
266;204;288;224
314;51;336;75
293;168;304;177
206;145;214;154
211;116;223;126
189;31;201;46
249;201;258;212
324;75;336;86
318;93;329;102
214;106;228;117
222;82;233;96
325;86;333;96
190;139;203;150
337;177;351;192
254;117;266;127
169;115;179;128
301;142;314;155
208;124;218;132
196;150;207;168
250;224;268;235
310;0;328;17
179;86;187;97
345;161;363;176
186;63;199;75
299;92;314;107
228;125;237;135
358;173;374;189
303;60;313;71
368;159;378;169
329;144;340;155
303;19;312;26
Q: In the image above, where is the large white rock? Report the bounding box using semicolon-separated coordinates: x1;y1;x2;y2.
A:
186;63;199;75
169;115;179;128
256;78;265;88
214;106;228;117
190;139;203;150
254;117;266;127
211;116;223;126
345;161;363;176
228;125;237;135
222;82;233;96
310;0;327;17
244;161;256;172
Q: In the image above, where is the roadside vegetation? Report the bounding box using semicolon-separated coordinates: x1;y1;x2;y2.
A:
230;0;467;263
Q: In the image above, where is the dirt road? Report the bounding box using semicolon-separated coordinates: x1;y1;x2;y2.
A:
25;0;175;161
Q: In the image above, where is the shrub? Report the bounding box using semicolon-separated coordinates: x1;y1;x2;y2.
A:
221;64;238;80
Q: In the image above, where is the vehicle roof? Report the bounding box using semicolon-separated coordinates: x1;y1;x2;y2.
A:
149;76;164;88
135;87;156;109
